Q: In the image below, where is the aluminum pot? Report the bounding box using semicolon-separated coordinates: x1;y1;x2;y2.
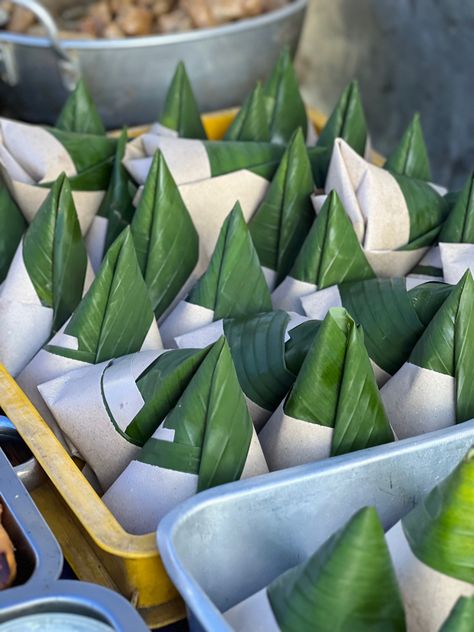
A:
0;0;307;128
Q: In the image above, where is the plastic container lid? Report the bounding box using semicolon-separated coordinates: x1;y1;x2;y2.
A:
0;613;114;631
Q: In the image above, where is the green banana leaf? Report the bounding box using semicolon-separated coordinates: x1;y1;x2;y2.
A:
57;156;114;192
289;190;375;288
268;507;405;632
137;337;253;491
409;262;444;278
0;177;27;283
45;227;155;364
224;83;271;142
98;128;136;252
284;308;393;455
46;128;117;176
263;48;308;145
439;174;474;243
408;281;453;326
187;202;271;319
409;271;474;422
159;61;207;139
284;320;321;376
131;151;199;319
55;79;105;136
23;173;87;334
223;310;295;411
249;129;315;284
440;597;474;632
119;348;209;445
384;113;431;181
314;80;367;187
205;140;285;180
403;447;474;583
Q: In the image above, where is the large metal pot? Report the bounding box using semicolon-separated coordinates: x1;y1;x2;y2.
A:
0;0;307;128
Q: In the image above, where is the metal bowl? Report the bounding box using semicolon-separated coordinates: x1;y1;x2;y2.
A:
0;0;307;128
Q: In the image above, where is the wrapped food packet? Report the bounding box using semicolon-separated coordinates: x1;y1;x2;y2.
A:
224;83;270;142
0;173;92;376
55;79;106;136
386;448;474;631
0;176;27;284
384;113;431;181
160;202;271;345
85;128;136;272
158;61;207;139
441;597;474;631
225;507;405;632
381;271;474;438
0;503;16;590
311;80;368;187
315;138;449;276
0;118;117;233
16;227;162;438
272;190;375;312
102;337;268;533
39;347;208;490
259;308;394;471
249;129;315;289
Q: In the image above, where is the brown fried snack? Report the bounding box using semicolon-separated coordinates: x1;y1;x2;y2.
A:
0;503;16;590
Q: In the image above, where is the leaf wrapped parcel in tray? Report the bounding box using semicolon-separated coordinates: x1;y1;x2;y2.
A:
160;201;271;346
225;507;405;632
0;173;91;377
384;113;431;182
224;83;271;143
55;78;106;136
0;118;117;233
39;346;208;490
385;448;474;631
381;270;474;439
259;307;394;471
102;337;268;534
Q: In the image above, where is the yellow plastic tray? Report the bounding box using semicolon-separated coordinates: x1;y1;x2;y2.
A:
0;109;383;628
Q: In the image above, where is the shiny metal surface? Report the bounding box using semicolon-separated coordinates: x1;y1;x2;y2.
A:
158;421;474;632
0;0;307;127
0;416;43;491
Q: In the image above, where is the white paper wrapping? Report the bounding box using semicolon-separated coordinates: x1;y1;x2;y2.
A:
160;301;215;349
259;401;333;471
85;215;109;273
174;319;224;349
386;521;474;632
439;242;474;285
300;284;342;321
225;588;280;632
311;193;328;214
262;267;278;291
370;360;392;388
365;248;428;278
271;277;317;313
381;363;456;439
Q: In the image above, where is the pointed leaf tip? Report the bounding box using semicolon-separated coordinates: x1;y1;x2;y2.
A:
160;61;206;139
385;112;431;180
439;173;474;243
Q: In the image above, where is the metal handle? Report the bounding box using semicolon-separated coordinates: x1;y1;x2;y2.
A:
0;417;43;491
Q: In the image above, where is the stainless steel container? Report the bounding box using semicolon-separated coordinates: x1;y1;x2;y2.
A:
0;0;307;127
158;420;474;632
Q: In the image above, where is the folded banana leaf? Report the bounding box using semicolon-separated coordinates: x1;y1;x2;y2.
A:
259;307;394;470
272;190;375;312
381;271;474;438
226;507;405;632
102;337;268;534
0;173;89;376
0;176;27;283
386;449;474;632
55;79;106;136
441;597;474;632
130;150;199;320
384;113;431;181
249;129;315;288
312;80;368;187
161;202;271;346
225;83;271;142
159;61;207;140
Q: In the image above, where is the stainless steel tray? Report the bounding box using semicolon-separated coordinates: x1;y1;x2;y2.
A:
158;420;474;632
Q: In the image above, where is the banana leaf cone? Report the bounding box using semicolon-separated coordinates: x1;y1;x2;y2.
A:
312;80;368;187
438;174;474;284
323;138;449;277
0;173;91;377
386;448;474;631
161;201;271;346
225;83;271;142
385;113;431;181
249;128;315;289
226;506;405;632
55;79;106;136
381;271;474;438
130;150;199;321
39;346;209;490
16;226;162;440
86;128;136;271
259;307;394;471
0;176;27;283
158;61;207;140
102;336;268;534
174;310;308;430
440;597;474;632
272;190;375;312
0;117;116;233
